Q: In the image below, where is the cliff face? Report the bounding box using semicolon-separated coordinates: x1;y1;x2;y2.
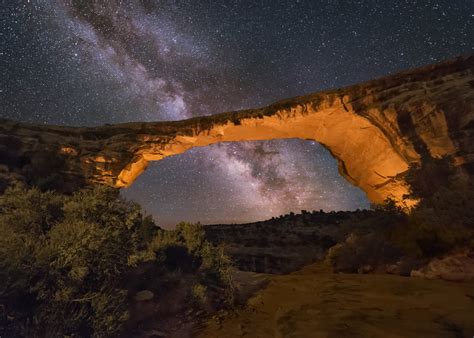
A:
1;55;473;204
204;210;374;274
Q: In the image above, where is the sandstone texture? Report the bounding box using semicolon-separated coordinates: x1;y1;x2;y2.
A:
411;249;474;282
199;262;474;338
1;55;473;204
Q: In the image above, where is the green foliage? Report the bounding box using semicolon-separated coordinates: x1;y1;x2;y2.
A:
24;151;68;192
147;222;233;289
0;185;63;235
326;226;402;273
391;157;474;258
390;178;474;257
0;185;158;337
404;156;452;200
144;222;234;308
190;284;208;307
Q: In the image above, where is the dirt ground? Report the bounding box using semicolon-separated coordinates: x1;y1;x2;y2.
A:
198;263;474;338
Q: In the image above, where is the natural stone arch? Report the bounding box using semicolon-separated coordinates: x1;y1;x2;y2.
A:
114;99;414;205
0;55;472;206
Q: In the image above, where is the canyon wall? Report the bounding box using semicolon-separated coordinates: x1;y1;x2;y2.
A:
0;55;473;205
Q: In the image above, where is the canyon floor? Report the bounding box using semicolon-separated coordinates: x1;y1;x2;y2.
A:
197;263;474;338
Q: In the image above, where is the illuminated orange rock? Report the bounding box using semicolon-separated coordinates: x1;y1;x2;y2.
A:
0;55;472;206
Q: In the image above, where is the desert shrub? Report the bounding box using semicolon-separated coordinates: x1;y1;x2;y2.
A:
390;158;474;258
390;180;474;257
0;185;158;337
0;185;63;235
326;232;401;273
145;222;234;307
176;221;206;253
148;222;233;288
404;156;452;200
324;203;405;273
199;243;234;293
190;284;208;307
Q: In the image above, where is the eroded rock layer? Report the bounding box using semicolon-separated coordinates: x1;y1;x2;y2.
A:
0;55;473;204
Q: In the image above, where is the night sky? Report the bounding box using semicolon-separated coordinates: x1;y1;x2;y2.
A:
2;1;473;228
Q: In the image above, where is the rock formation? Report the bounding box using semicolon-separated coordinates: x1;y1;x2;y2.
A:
0;55;473;204
204;210;375;274
410;249;474;282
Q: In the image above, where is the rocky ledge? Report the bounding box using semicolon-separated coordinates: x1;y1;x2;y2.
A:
205;209;384;274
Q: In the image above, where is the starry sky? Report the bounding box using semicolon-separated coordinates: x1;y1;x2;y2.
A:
2;1;473;228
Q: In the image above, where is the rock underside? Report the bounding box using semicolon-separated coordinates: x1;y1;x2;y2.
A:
0;55;473;204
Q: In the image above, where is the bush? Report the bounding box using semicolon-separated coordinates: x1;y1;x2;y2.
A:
190;284;208;307
404;156;452;200
147;222;234;293
326;232;401;273
0;185;158;337
391;158;474;258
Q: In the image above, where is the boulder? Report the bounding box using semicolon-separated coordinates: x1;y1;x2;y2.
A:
134;290;155;302
410;249;474;282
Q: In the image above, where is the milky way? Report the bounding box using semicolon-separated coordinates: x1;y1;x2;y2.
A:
2;1;473;227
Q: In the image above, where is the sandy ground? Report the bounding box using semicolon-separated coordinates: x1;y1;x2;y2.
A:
198;264;474;338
